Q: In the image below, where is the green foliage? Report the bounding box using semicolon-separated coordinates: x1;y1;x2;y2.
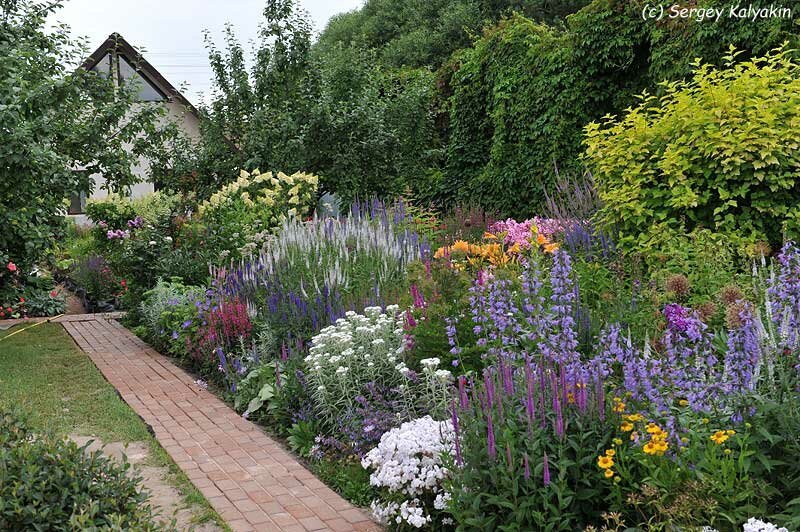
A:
747;396;800;529
179;2;440;204
647;0;799;82
138;279;204;357
443;6;649;216
643;228;751;309
305;46;440;203
86;194;137;232
607;412;769;528
0;409;165;531
447;407;615;530
0;1;176;278
586;47;800;248
317;0;591;70
138;279;204;343
234;364;277;419
287;420;319;458
20;286;66;317
311;458;375;507
443;0;797;219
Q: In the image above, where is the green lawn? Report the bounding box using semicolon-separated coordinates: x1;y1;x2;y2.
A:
0;323;150;441
0;322;226;529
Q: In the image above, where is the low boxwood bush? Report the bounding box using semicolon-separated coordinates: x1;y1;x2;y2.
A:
0;409;165;531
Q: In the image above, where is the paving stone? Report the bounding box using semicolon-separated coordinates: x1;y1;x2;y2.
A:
61;318;378;531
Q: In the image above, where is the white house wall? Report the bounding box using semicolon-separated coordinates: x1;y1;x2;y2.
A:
71;100;201;225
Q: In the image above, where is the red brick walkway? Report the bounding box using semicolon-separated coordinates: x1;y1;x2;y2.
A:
60;315;379;532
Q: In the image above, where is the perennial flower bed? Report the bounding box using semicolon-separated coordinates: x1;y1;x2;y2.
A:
69;167;800;530
5;6;799;529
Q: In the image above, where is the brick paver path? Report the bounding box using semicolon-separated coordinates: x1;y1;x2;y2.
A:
61;315;380;532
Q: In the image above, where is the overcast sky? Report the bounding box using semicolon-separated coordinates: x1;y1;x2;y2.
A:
54;0;363;105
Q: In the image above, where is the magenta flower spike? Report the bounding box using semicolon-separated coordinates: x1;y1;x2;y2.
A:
451;400;463;466
458;375;469;410
523;453;531;480
486;411;497;459
524;361;536;425
543;452;551;486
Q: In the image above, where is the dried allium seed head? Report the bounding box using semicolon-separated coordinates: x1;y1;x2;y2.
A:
665;274;690;298
719;284;745;306
640;484;658;499
726;301;748;329
696;301;717;322
748;241;771;258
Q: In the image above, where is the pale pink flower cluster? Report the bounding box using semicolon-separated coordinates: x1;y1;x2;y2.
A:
533;216;574;238
490;217;587;246
489;218;535;248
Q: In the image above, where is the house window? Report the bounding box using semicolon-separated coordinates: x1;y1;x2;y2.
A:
118;55;165;102
91;53;112;77
68;191;87;215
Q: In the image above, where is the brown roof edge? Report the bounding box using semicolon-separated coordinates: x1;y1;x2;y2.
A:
81;32;202;119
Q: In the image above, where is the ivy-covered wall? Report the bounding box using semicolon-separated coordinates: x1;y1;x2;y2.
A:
442;0;798;217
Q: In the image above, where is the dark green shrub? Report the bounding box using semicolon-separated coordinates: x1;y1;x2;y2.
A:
443;6;649;216
441;0;798;219
585;47;800;249
0;2;174;279
0;409;165;530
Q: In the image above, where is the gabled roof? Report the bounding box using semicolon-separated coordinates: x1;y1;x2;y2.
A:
81;32;200;118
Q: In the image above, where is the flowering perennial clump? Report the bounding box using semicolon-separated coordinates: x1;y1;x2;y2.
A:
196;169;320;259
766;241;800;352
447;250;582;373
434;221;559;266
361;416;454;528
741;517;789;532
305;305;407;423
199;169;318;220
212;200;429;338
